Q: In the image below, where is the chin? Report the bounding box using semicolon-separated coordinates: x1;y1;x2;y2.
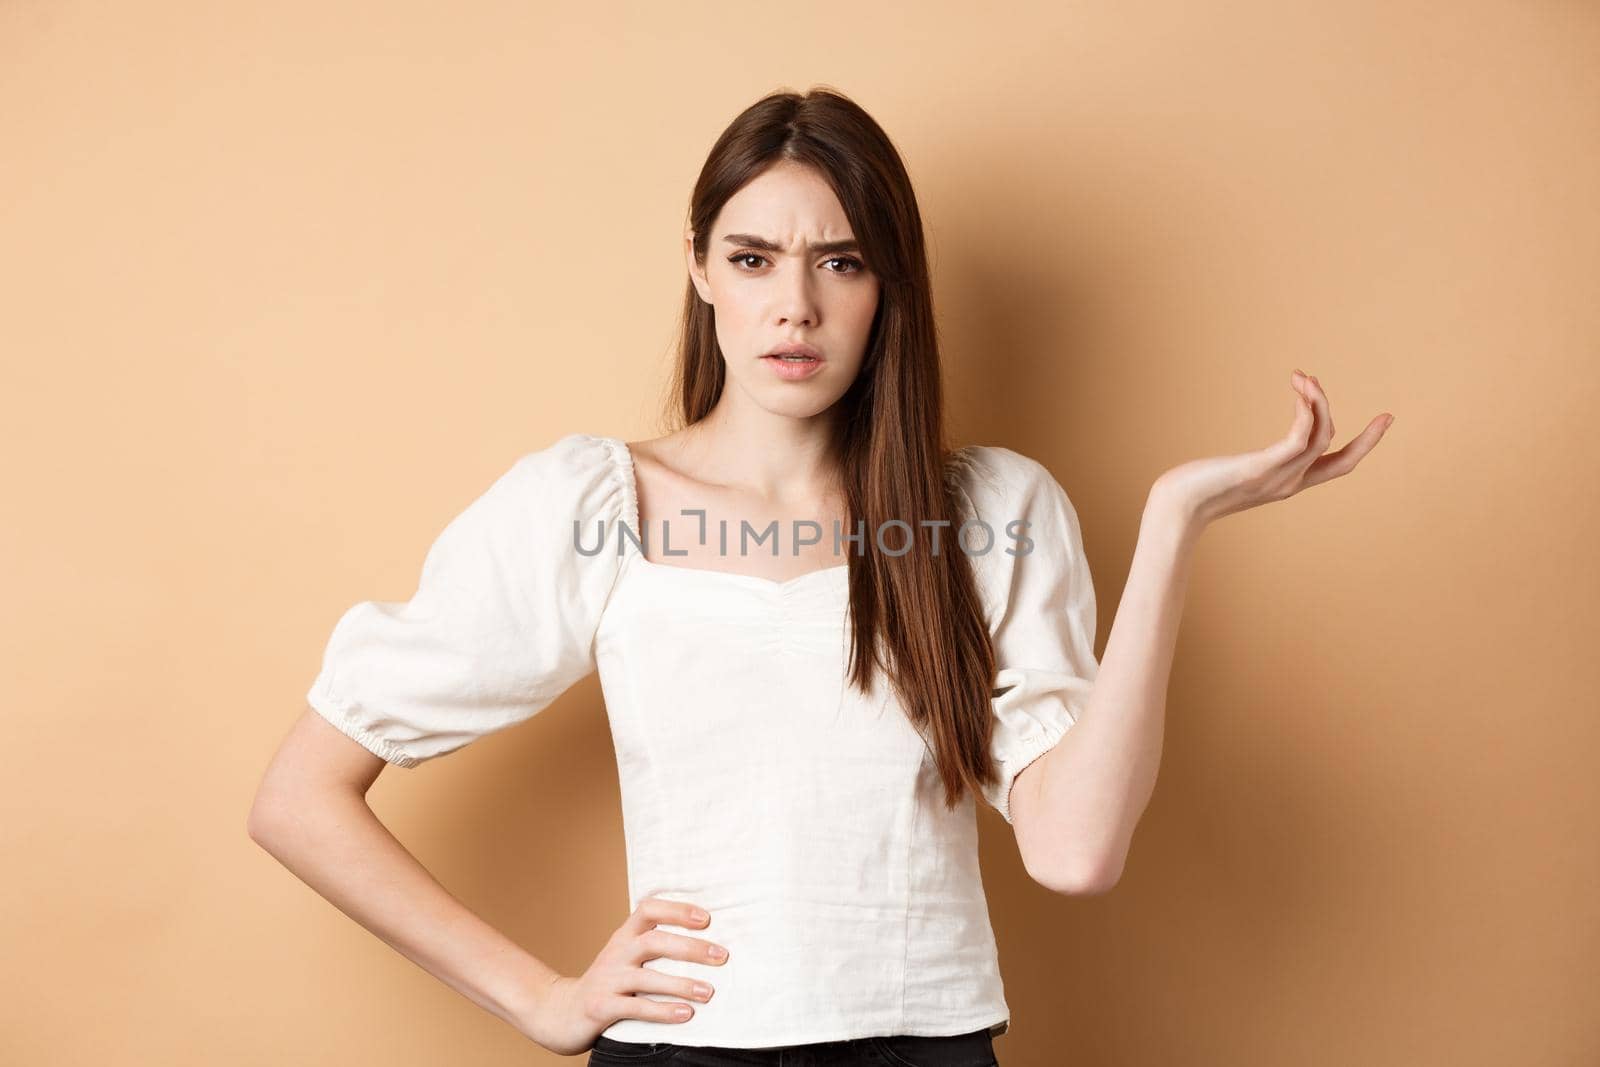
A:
742;387;843;420
769;397;839;418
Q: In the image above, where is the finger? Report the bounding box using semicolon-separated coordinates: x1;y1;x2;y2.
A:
1286;372;1334;475
629;898;709;935
619;968;714;1004
636;928;730;967
1300;413;1392;488
1264;384;1316;465
604;990;699;1024
1302;374;1334;455
1309;374;1335;439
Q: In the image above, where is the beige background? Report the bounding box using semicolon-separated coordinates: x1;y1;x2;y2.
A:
2;2;1596;1064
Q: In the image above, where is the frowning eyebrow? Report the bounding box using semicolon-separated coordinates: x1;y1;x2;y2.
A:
720;232;861;255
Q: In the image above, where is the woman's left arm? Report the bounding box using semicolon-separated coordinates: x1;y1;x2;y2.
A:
1013;370;1395;894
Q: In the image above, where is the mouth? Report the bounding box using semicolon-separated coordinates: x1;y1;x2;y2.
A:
762;343;824;364
760;343;826;380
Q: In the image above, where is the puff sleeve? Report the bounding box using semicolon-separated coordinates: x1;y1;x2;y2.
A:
956;445;1101;824
305;433;627;767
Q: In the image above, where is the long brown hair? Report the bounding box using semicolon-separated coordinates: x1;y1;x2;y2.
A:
667;86;1001;815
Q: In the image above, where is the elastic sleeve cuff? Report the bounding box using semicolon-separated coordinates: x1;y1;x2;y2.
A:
991;718;1072;824
306;676;422;768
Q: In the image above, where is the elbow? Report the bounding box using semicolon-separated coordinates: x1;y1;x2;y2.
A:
1066;865;1122;897
246;789;293;852
245;800;276;849
1016;823;1124;896
1031;853;1123;897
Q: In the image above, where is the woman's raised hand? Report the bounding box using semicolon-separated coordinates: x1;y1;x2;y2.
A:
1154;369;1393;526
517;896;727;1055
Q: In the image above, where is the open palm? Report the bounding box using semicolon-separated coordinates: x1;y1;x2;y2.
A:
1157;370;1394;526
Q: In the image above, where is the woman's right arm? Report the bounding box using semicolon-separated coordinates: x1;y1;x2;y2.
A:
246;709;726;1056
246;708;568;1039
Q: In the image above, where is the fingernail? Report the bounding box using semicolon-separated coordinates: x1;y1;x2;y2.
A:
693;983;713;998
710;945;727;959
691;909;709;923
675;1005;692;1018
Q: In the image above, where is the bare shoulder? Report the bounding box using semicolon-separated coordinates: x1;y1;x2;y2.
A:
623;431;704;494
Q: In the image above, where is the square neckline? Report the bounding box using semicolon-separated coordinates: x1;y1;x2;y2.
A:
596;434;853;593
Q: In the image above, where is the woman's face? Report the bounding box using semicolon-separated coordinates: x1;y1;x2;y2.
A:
685;161;881;420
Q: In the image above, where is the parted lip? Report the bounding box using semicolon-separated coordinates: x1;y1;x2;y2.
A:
763;342;823;361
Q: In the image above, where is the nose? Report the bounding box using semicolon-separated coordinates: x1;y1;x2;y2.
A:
773;263;820;329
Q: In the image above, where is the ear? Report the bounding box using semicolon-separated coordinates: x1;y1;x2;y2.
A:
684;230;713;306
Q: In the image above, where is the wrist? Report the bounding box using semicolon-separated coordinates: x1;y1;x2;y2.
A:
499;964;566;1031
1147;477;1208;536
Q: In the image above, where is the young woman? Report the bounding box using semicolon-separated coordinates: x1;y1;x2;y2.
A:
249;88;1392;1066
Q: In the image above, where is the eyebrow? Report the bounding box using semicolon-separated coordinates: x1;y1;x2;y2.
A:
720;232;861;255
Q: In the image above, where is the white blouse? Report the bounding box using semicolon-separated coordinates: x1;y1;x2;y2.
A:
306;432;1099;1049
